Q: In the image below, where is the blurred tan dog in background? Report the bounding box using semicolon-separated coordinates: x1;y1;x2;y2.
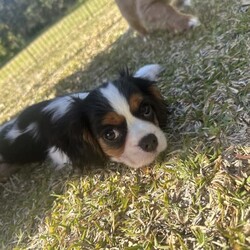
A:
115;0;199;35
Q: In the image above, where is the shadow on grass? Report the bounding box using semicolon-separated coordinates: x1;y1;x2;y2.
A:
0;163;71;248
53;31;180;95
0;162;121;248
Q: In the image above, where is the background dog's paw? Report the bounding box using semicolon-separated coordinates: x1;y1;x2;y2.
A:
183;0;192;7
134;64;164;81
172;0;192;8
188;16;200;28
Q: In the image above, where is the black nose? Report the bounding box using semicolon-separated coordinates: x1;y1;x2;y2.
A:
139;133;158;152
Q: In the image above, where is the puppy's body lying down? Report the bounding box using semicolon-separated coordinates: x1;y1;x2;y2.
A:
0;64;168;182
115;0;199;35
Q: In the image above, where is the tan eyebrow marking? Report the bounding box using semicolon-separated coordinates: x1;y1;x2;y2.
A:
129;93;143;113
101;112;125;126
148;85;164;100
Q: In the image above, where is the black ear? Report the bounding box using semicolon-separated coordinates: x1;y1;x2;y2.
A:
51;98;107;169
146;83;168;129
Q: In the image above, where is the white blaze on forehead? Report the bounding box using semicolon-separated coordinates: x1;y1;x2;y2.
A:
100;82;134;124
134;64;163;81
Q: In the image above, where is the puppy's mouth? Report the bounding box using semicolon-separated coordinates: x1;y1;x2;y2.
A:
112;147;160;169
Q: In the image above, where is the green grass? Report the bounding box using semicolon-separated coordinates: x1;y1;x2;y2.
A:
0;0;111;81
0;0;250;249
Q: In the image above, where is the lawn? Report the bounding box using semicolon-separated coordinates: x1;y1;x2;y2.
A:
0;0;249;249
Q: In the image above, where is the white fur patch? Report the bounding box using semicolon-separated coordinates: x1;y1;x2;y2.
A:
188;17;200;28
100;82;167;168
0;118;16;134
28;123;40;140
48;146;69;169
5;122;39;142
134;64;163;81
70;92;89;99
42;96;73;122
43;93;88;122
183;0;191;6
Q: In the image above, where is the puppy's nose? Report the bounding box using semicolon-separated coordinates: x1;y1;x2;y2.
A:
139;133;158;152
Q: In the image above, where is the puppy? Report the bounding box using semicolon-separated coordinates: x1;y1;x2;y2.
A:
0;64;167;182
115;0;199;35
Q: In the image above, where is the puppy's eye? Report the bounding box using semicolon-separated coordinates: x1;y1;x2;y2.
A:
103;129;120;141
140;104;153;118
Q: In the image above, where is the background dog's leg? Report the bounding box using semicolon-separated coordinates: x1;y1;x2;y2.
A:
137;0;199;33
115;0;148;36
128;22;148;36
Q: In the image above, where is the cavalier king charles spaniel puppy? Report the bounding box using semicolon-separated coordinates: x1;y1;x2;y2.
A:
115;0;199;35
0;64;167;182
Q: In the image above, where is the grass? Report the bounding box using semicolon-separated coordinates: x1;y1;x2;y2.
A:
0;0;250;249
0;0;111;84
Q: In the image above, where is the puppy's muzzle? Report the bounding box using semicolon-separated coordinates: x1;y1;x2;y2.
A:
138;133;158;152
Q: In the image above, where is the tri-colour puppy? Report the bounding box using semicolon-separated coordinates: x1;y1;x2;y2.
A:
115;0;199;35
0;64;167;182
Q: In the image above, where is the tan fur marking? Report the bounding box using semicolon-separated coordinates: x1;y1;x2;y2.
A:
102;112;125;126
129;93;143;113
83;129;101;153
98;139;125;158
148;85;164;100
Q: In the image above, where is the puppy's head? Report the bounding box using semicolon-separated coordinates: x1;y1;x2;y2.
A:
83;64;167;168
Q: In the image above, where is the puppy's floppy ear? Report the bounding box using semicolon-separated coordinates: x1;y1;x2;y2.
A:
51;98;106;168
146;84;168;129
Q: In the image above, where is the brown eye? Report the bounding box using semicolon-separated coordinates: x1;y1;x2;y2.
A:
103;129;120;141
140;104;153;118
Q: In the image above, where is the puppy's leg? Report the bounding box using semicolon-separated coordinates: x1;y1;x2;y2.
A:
0;163;20;182
137;0;199;33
